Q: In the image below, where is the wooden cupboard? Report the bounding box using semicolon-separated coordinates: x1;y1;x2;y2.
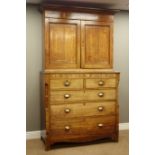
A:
41;5;120;150
44;10;113;69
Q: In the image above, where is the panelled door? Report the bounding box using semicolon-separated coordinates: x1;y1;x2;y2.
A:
45;18;80;69
81;21;113;69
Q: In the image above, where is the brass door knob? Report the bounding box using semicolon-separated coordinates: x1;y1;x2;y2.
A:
98;92;104;97
65;126;70;131
98;123;104;128
64;94;71;99
64;80;70;87
98;80;104;86
64;108;71;113
98;106;104;111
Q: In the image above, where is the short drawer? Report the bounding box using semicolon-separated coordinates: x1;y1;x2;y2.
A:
49;116;115;136
50;90;84;102
85;78;117;89
50;101;116;119
85;89;116;101
50;79;83;90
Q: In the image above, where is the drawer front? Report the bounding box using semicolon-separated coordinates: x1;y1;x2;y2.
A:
49;116;115;136
86;78;117;88
50;102;116;119
50;90;84;102
50;79;83;90
85;89;116;101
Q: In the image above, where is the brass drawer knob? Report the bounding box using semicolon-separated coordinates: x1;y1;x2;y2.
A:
64;94;71;99
64;108;71;113
98;123;104;128
98;80;104;86
64;80;70;87
98;106;104;111
98;92;104;97
65;126;70;131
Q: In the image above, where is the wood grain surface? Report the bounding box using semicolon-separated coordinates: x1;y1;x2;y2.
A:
42;8;120;150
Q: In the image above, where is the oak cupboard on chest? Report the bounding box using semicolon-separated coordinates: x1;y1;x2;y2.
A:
41;5;120;150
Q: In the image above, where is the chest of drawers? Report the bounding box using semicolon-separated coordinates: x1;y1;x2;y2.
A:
43;72;120;150
40;7;120;150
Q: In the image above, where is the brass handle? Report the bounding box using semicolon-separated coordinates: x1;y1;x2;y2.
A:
64;94;71;99
98;92;104;97
64;80;70;87
98;106;104;111
98;123;104;128
65;126;70;131
98;80;104;86
64;108;71;113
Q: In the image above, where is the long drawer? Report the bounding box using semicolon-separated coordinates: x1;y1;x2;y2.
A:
50;101;116;119
49;116;115;136
50;89;116;102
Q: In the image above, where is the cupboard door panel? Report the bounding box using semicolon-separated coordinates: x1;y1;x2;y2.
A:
81;21;113;69
45;18;80;69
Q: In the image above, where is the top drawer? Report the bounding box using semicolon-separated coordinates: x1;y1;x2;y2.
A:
50;79;83;90
85;78;117;89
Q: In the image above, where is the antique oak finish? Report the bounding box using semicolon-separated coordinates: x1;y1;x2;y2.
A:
45;18;80;69
41;5;120;150
81;20;113;69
